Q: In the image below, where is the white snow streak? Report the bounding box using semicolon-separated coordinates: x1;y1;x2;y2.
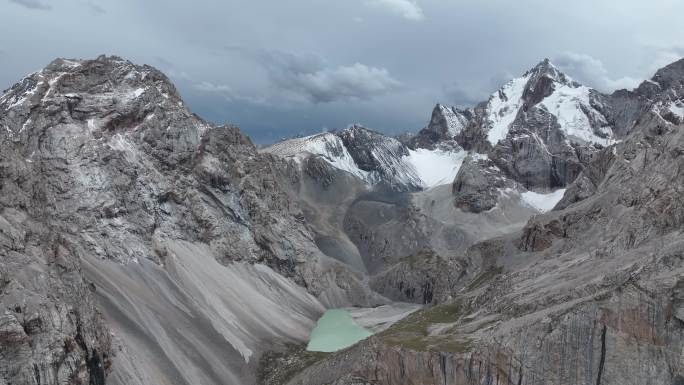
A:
485;75;530;145
437;104;468;136
669;101;684;120
265;133;369;180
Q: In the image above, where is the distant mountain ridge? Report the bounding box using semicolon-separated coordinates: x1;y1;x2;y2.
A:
265;57;684;200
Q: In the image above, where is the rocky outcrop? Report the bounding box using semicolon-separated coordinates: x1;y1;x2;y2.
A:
303;155;338;189
408;104;472;149
451;155;511;212
337;125;423;191
0;214;112;385
342;192;428;273
369;250;466;305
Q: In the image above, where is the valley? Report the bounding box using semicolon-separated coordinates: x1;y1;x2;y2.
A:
0;55;683;385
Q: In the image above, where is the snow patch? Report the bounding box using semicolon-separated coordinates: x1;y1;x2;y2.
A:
8;96;27;109
20;118;31;133
669;101;684;120
109;133;140;164
521;189;566;212
541;84;615;146
404;148;466;188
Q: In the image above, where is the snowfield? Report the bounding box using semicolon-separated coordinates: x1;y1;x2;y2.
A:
521;188;567;212
405;147;467;188
540;83;615;146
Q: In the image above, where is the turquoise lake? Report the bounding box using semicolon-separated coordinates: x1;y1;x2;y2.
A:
306;309;372;352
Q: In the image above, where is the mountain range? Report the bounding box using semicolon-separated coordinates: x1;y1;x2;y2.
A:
0;55;683;385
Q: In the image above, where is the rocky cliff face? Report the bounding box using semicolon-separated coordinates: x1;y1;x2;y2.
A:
0;56;379;385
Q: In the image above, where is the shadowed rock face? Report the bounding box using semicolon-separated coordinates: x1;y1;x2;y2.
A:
451;155;511;213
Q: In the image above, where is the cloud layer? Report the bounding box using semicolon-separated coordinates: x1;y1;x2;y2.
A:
267;59;402;103
9;0;50;10
366;0;424;21
554;52;640;91
2;0;684;144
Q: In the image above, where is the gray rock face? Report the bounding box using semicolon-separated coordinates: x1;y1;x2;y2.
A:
0;211;112;385
409;104;472;149
0;55;379;385
284;71;684;385
451;155;511;213
264;127;424;192
337;125;423;191
369;250;466;305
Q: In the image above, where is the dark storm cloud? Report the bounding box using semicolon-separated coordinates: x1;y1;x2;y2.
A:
210;48;402;104
261;53;402;103
8;0;50;10
2;0;684;143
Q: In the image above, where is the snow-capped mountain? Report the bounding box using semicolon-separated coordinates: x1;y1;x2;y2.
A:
266;59;623;194
484;58;615;146
412;59;625;191
266;131;370;181
264;124;468;190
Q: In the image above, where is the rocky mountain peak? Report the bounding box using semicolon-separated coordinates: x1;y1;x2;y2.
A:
0;55;227;174
428;104;471;137
0;55;191;144
339;123;381;138
521;58;578;109
334;124;423;190
405;104;472;150
650;57;684;89
524;58;571;83
628;57;684;126
2;55;181;108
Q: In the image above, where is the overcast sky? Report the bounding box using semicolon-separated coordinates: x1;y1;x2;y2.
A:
2;0;684;144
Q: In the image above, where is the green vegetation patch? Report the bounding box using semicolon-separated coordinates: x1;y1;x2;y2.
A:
378;299;472;353
400;249;439;268
466;266;503;291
